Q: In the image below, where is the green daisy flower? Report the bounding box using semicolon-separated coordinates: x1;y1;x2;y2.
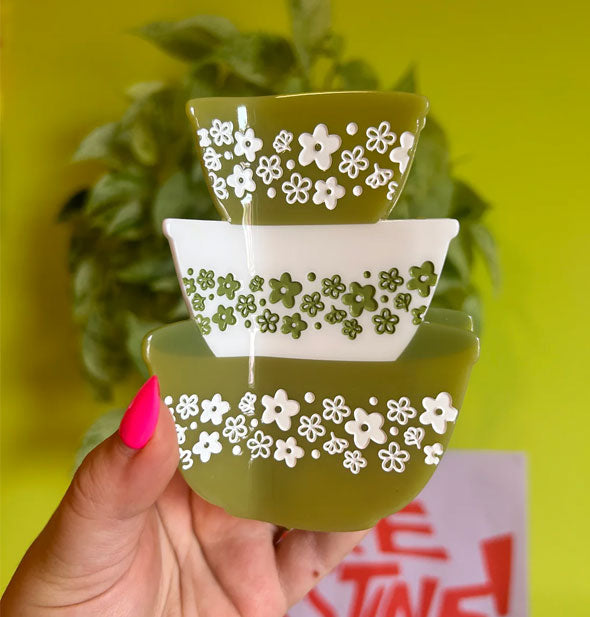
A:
256;308;280;333
324;306;347;324
411;305;427;325
196;269;215;290
194;314;211;335
378;267;404;292
407;261;438;297
212;305;237;331
236;293;257;317
372;308;399;334
300;291;325;316
342;318;363;340
321;274;346;299
183;275;196;295
281;313;308;339
269;272;302;309
249;275;264;292
191;293;206;312
342;282;378;317
217;273;241;300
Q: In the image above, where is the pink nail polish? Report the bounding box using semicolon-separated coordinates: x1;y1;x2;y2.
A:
119;375;160;449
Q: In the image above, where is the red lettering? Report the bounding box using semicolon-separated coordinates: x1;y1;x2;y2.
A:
307;588;338;617
398;501;427;515
438;534;513;617
362;585;386;617
483;535;512;614
383;578;438;617
340;562;400;617
375;518;448;561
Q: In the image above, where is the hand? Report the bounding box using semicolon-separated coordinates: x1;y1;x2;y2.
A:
1;377;368;616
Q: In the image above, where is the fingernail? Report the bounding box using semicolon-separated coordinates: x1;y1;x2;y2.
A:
119;376;160;449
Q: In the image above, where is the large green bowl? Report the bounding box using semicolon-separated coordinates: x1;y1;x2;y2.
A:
144;309;478;531
186;91;429;225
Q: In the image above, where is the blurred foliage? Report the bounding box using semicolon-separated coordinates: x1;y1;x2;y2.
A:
74;408;125;470
60;0;498;399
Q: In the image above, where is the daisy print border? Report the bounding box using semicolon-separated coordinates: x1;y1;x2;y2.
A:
182;263;437;340
167;389;458;475
195;117;418;211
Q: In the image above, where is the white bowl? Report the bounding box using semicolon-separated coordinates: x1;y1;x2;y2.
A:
163;219;459;361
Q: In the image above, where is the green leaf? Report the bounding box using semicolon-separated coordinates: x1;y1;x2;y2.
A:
308;55;335;91
446;234;472;285
150;275;180;293
288;0;332;74
393;64;417;92
116;255;175;284
470;222;501;289
278;75;308;94
185;66;219;99
106;200;144;236
187;63;267;98
137;15;239;62
322;32;344;58
398;117;453;218
72;258;99;321
74;409;125;470
152;171;197;232
168;297;189;321
126;81;166;100
57;189;88;222
390;200;410;219
73;123;121;165
66;227;97;273
335;59;379;90
130;121;158;166
434;271;464;297
81;312;127;387
86;172;148;213
216;33;296;89
450;179;490;221
126;312;161;377
119;86;188;159
433;289;468;314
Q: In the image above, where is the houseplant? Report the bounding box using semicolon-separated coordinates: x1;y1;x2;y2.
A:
59;0;498;405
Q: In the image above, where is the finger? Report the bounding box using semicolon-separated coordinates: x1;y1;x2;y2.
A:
69;375;178;518
276;529;370;607
12;376;178;587
178;493;286;617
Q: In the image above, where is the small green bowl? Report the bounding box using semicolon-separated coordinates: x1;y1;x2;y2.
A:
186;91;429;225
144;309;478;531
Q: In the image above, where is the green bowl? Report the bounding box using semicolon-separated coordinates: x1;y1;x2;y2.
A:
144;309;478;531
186;91;429;225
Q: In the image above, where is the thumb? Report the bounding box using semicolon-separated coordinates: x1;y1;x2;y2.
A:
14;376;179;589
71;374;179;520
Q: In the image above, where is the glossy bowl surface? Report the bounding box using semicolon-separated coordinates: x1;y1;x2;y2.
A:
144;309;478;531
187;91;429;225
163;218;459;361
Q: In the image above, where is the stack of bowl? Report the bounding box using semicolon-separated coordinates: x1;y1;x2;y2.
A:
147;92;479;531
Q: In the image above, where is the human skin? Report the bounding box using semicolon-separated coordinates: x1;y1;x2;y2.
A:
1;378;368;617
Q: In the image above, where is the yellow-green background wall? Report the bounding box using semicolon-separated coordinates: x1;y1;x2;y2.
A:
2;0;589;612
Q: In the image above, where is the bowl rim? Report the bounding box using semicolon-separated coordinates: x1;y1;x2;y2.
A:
163;217;459;238
186;90;429;115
